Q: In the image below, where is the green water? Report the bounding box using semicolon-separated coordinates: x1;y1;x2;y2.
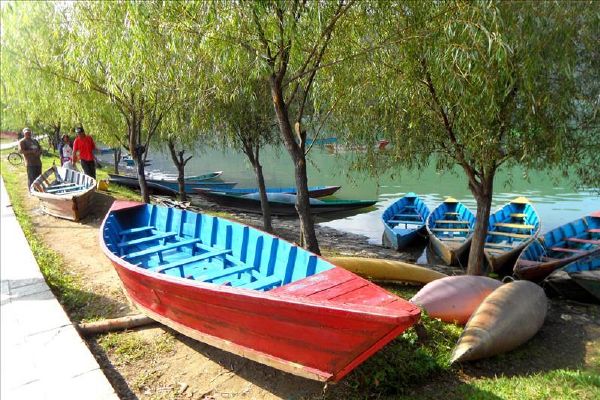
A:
107;145;598;244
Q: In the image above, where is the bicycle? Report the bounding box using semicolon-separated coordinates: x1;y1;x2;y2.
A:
7;146;23;166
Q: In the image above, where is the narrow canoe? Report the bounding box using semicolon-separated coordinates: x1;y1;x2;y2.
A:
30;166;96;221
204;185;342;198
108;173;177;195
145;171;223;182
193;189;376;216
451;281;547;363
327;256;447;284
100;201;420;382
484;197;540;275
544;254;600;303
108;174;237;194
382;193;431;250
515;211;600;281
148;178;237;193
426;198;476;265
410;276;502;325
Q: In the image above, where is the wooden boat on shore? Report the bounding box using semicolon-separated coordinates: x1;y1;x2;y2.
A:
203;185;341;198
514;212;600;281
193;189;376;216
100;201;421;382
484;197;540;275
382;193;430;250
426;198;475;265
108;174;237;195
30;166;96;221
544;255;600;303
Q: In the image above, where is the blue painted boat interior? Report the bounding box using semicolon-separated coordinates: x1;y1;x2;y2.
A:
484;200;540;253
521;214;600;261
563;256;600;273
382;193;430;245
427;200;475;242
103;204;333;291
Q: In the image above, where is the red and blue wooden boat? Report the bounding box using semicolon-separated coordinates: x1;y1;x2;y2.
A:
484;197;540;274
382;193;430;250
100;201;420;382
203;185;341;198
425;197;476;265
515;211;600;281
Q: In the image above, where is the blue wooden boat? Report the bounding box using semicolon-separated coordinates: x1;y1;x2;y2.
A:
382;193;430;250
205;185;341;198
100;201;420;381
148;178;237;193
484;197;540;274
425;197;476;265
515;211;600;281
145;171;223;182
544;254;600;303
108;173;177;195
194;189;376;216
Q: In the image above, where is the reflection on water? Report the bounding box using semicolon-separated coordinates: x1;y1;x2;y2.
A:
101;145;598;244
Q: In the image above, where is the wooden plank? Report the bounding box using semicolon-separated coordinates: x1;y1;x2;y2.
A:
239;275;282;291
390;220;423;225
431;228;470;232
124;238;202;260
435;220;470;224
118;232;176;248
487;231;531;239
587;229;600;233
566;238;600;245
392;213;420;218
550;247;586;254
444;212;459;216
484;242;514;249
494;223;535;230
510;213;526;218
153;249;233;273
120;226;154;237
196;265;255;282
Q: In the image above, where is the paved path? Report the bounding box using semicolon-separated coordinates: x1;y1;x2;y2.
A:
0;178;118;399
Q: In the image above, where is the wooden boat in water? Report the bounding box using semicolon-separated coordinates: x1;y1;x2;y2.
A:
145;170;223;182
514;211;600;281
203;185;341;198
108;173;237;195
193;189;376;216
544;254;600;303
100;201;421;382
484;197;540;274
382;193;430;250
426;198;476;265
30;166;96;221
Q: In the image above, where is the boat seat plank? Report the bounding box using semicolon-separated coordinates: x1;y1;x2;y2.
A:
586;229;600;233
484;248;506;254
124;238;202;260
494;223;535;230
392;213;421;219
431;228;470;232
487;231;531;239
120;226;154;237
196;265;256;282
510;213;527;218
239;275;282;291
390;220;423;225
566;238;600;245
153;249;233;273
445;212;459;216
441;237;467;242
550;247;586;254
118;232;176;248
484;242;514;249
48;182;77;189
434;220;470;224
46;185;86;194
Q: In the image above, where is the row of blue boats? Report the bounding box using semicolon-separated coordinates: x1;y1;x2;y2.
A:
382;193;599;299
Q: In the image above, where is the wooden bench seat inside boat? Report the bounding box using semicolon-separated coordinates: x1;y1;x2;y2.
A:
431;228;470;232
566;238;600;245
152;249;233;273
434;220;470;224
485;242;514;249
487;231;531;239
494;223;535;230
587;229;600;233
549;247;586;254
124;238;202;260
510;213;527;218
46;185;87;194
391;220;423;226
120;226;154;237
118;232;177;250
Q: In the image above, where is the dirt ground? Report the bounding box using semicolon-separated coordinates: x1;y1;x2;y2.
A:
19;189;600;400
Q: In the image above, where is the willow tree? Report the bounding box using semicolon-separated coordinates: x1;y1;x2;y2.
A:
335;1;600;274
186;0;359;253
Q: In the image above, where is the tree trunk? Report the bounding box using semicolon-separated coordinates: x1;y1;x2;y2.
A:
113;148;121;174
51;123;61;153
269;77;320;254
466;176;495;275
167;139;187;202
253;162;273;233
129;122;149;203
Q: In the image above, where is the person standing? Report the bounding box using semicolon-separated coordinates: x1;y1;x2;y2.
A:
72;126;96;179
58;134;73;166
18;127;43;190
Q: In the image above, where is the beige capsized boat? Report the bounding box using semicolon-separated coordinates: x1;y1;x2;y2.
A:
327;256;447;285
451;280;547;363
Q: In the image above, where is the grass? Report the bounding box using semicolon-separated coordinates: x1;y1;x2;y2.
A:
98;330;176;366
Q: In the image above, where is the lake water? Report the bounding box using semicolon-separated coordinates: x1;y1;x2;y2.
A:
103;145;599;245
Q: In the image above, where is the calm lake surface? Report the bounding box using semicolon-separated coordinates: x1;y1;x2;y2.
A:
107;145;598;246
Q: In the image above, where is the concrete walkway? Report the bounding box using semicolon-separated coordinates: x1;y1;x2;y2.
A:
0;178;118;399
